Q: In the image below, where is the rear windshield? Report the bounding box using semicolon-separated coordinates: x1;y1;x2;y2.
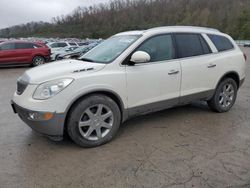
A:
208;34;234;52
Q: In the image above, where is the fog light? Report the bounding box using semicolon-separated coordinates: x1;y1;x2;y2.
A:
44;112;53;120
28;112;53;121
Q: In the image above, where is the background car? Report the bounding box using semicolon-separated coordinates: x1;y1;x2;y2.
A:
77;42;89;46
244;42;250;47
57;42;100;60
47;41;78;53
0;41;51;66
51;46;78;61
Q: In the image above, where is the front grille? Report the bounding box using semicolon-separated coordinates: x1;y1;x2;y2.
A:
17;80;28;95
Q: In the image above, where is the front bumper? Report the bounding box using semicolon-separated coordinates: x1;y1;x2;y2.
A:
11;101;65;139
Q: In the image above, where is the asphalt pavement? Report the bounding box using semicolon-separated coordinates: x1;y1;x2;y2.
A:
0;48;250;188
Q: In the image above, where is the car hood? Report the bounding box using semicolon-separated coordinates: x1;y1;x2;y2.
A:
21;59;106;84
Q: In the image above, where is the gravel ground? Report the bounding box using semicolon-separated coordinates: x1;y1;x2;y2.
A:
0;48;250;188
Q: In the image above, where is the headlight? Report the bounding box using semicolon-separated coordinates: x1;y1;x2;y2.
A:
33;78;74;100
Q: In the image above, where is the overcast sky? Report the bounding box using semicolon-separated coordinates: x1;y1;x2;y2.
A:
0;0;110;29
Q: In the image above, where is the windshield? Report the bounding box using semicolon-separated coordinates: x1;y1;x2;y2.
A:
79;35;141;63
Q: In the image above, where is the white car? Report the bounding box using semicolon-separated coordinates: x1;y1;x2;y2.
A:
12;26;246;147
50;46;79;61
47;42;78;54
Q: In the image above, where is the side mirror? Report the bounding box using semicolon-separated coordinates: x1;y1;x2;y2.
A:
130;51;151;64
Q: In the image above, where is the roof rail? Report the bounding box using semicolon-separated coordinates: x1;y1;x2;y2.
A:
148;26;220;32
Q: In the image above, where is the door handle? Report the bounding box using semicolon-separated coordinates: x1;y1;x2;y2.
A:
207;64;216;68
168;70;179;75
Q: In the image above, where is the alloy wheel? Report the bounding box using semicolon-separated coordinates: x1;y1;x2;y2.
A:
219;83;235;108
78;104;114;141
34;57;45;66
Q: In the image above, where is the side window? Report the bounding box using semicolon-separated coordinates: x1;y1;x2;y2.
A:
69;42;77;46
15;43;34;49
58;43;67;47
208;34;234;52
33;43;42;48
50;43;59;48
136;34;175;62
0;43;15;50
199;35;211;54
175;33;206;58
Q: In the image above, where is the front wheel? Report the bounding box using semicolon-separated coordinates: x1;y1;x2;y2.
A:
67;95;121;147
208;78;238;113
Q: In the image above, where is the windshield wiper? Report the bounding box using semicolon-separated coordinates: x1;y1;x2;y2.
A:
80;58;94;62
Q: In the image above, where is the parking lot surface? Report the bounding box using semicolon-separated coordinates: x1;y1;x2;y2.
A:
0;48;250;188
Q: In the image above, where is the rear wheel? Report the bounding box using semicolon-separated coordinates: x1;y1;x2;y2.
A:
208;78;237;112
32;56;45;66
67;95;121;147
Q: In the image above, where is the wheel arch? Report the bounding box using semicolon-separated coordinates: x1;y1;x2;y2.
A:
64;89;127;134
31;55;46;67
216;71;240;89
32;54;45;61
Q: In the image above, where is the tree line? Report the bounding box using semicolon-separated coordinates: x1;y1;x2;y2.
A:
0;0;250;39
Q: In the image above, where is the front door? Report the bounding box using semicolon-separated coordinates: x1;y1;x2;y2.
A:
125;34;181;115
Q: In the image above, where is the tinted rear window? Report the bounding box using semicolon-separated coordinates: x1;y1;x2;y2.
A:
50;43;59;48
50;43;67;48
199;35;211;54
69;42;77;46
208;34;234;52
15;43;34;49
58;43;67;47
175;33;211;58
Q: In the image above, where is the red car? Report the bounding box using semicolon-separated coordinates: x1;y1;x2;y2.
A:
0;41;51;66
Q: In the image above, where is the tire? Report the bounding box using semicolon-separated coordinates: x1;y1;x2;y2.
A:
32;56;45;66
67;95;121;148
208;78;238;113
55;55;60;61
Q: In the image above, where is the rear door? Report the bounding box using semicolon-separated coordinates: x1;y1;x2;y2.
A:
15;43;34;63
0;43;16;64
174;33;218;103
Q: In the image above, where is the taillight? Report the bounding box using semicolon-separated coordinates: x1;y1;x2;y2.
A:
244;53;247;61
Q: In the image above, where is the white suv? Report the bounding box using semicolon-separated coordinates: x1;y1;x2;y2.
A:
47;42;78;54
11;26;246;147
